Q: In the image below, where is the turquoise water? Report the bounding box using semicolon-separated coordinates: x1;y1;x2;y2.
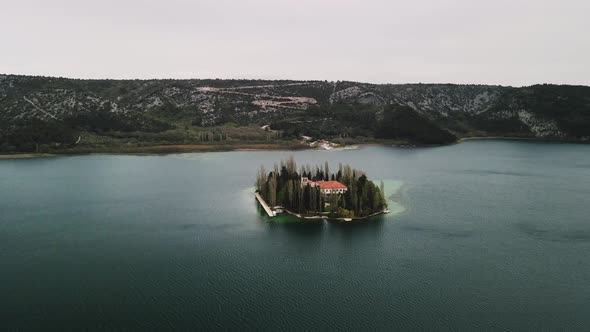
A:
1;140;589;331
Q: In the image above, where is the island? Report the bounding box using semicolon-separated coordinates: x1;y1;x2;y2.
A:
255;157;389;221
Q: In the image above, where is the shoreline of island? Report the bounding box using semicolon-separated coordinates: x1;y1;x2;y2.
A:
281;207;389;222
0;136;586;160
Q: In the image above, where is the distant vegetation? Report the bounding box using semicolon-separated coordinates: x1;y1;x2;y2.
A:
375;105;456;144
1;75;589;154
518;85;590;138
0;119;77;153
256;157;387;219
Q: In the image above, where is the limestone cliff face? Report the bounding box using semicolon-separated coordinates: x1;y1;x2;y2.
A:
329;83;504;116
1;75;588;140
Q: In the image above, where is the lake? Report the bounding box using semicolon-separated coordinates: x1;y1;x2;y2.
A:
1;140;589;331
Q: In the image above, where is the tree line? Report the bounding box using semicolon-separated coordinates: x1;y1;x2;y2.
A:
256;156;387;218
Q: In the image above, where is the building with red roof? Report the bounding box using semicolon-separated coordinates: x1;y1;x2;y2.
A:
301;177;348;195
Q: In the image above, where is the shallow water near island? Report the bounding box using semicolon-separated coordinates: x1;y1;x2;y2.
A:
1;140;590;330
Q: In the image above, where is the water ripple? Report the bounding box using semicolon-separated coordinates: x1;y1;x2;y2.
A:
515;222;590;243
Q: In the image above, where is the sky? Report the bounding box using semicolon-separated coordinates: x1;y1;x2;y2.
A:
1;0;588;86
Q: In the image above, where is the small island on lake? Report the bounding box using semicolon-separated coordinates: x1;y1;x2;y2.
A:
255;157;389;221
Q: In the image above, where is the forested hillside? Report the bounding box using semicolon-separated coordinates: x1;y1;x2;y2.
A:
1;74;589;153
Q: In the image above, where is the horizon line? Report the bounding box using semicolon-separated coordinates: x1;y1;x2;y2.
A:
3;72;590;88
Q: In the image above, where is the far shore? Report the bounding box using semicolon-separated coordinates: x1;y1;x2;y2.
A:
456;136;583;143
0;153;57;160
0;137;586;160
0;143;308;160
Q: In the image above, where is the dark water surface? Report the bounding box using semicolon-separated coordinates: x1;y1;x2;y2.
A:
1;141;589;331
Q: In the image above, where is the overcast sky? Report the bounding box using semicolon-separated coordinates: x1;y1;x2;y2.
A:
1;0;588;86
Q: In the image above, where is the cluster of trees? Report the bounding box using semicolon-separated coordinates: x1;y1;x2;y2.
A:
376;104;457;144
69;109;172;133
197;131;228;142
256;157;387;218
0;119;77;153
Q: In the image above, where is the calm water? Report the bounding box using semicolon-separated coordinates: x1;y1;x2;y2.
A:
1;140;590;331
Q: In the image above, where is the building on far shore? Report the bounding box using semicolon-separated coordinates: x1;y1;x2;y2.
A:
301;177;347;195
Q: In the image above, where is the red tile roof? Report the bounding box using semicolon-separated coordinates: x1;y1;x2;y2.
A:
313;180;347;189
